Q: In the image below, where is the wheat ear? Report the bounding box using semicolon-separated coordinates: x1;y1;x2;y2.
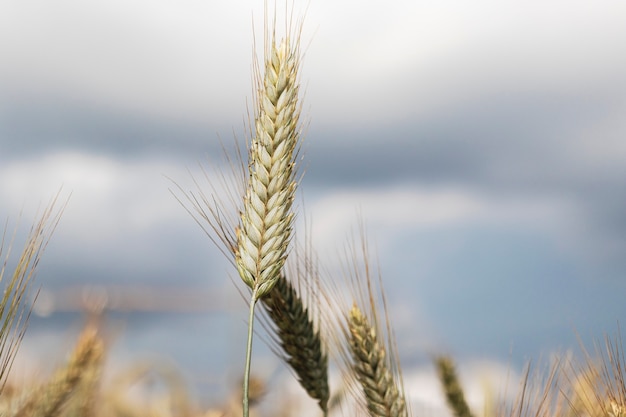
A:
14;323;104;417
238;29;303;417
235;34;301;300
262;273;329;414
348;304;408;417
435;356;475;417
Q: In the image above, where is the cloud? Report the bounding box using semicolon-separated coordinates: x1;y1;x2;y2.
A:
2;0;624;130
306;186;483;243
304;0;626;128
304;184;581;259
0;0;257;124
1;0;626;375
0;151;232;286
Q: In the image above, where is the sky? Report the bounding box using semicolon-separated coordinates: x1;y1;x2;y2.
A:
2;0;626;410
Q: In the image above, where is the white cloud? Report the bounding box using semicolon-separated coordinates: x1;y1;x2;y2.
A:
0;152;173;237
0;152;227;276
309;187;482;233
0;0;258;124
304;0;626;127
305;185;580;257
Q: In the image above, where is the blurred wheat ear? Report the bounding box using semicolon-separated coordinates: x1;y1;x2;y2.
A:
106;359;194;417
435;356;475;417
0;192;67;394
14;321;104;417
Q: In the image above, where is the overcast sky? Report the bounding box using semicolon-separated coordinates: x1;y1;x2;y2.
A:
2;0;626;402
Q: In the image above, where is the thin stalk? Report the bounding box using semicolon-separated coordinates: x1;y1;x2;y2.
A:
243;287;259;417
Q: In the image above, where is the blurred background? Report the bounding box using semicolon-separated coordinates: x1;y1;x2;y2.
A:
1;0;626;413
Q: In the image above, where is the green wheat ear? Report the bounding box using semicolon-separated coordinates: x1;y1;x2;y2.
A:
262;272;330;414
435;356;475;417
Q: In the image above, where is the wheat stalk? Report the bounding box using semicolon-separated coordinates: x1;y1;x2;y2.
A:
240;29;303;414
169;25;307;412
262;273;329;414
169;8;309;416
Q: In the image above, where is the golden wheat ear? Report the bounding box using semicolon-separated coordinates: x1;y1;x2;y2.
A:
435;356;475;417
14;322;104;417
0;192;67;394
105;359;195;417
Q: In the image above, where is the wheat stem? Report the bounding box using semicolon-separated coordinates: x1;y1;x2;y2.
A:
236;26;302;416
243;287;259;417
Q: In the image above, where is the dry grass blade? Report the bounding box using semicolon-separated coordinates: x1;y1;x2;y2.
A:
262;273;329;414
499;358;565;417
0;192;67;393
435;356;475;417
597;332;626;416
568;329;626;417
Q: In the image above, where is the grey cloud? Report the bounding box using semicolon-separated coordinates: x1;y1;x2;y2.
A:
0;93;228;160
304;89;623;191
